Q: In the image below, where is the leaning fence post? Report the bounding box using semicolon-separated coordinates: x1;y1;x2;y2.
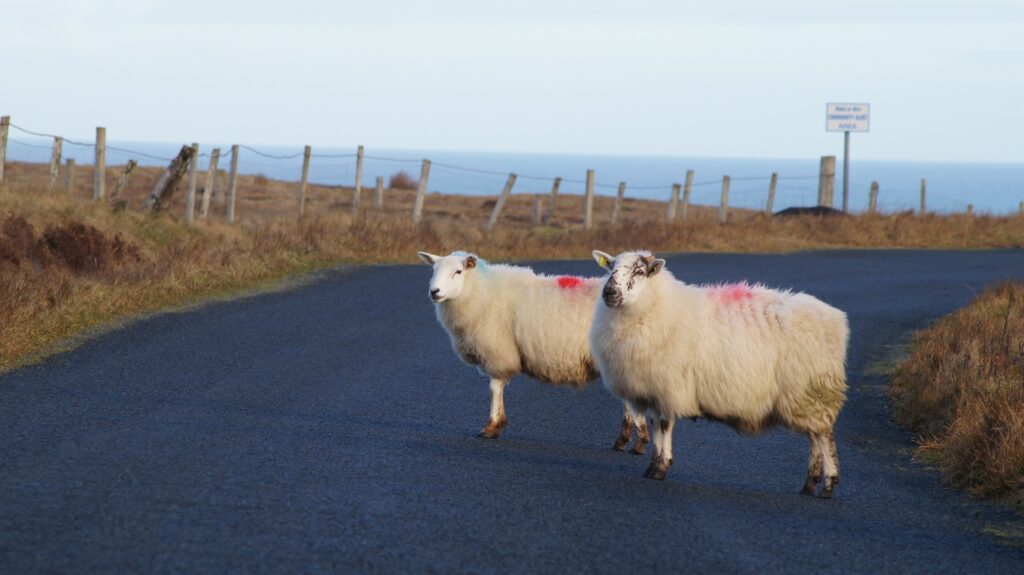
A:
545;177;561;224
611;181;626;225
869;181;879;214
719;176;731;224
297;145;311;220
532;194;544;226
64;159;76;195
110;160;137;201
667;183;681;222
143;145;194;213
486;173;517;231
184;142;200;223
681;170;693;220
200;148;220;218
766;172;778;214
0;115;9;184
584;169;595;229
412;159;431;223
93;126;106;200
226;145;239;222
353;145;364;217
375;176;384;210
49;136;63;190
919;178;927;216
817;156;835;208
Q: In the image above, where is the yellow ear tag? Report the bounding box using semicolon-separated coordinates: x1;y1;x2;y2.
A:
599;256;609;268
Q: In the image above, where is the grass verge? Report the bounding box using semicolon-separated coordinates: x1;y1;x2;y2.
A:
891;281;1024;509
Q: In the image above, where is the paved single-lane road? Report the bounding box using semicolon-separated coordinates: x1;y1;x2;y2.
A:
2;250;1023;572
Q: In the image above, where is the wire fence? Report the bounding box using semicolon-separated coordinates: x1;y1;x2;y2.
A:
1;116;1015;228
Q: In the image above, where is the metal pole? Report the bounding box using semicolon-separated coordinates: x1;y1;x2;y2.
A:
842;130;850;213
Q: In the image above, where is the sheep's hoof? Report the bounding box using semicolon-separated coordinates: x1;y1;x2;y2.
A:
612;437;629;451
800;476;820;496
477;429;501;439
629;443;647;455
643;457;672;480
818;477;838;499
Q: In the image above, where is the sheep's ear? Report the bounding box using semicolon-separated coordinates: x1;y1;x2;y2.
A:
417;251;440;265
647;258;666;276
592;250;614;271
464;255;477;269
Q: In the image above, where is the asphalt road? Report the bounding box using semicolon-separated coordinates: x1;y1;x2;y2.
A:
3;250;1024;573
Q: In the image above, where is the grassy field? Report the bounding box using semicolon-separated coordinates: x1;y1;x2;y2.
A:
2;162;1023;372
891;281;1024;509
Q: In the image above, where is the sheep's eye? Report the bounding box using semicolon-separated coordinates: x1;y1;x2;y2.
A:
455;270;462;275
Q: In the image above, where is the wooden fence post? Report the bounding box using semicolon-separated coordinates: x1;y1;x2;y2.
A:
200;148;220;218
64;159;76;195
0;115;9;185
611;182;626;225
184;143;200;223
766;172;778;214
1019;201;1023;217
110;160;137;201
966;204;973;217
719;176;731;224
297;145;311;220
681;170;693;220
375;176;384;210
532;194;544;226
49;137;63;190
667;183;681;222
584;169;595;229
93;127;106;200
486;173;517;231
817;156;835;208
412;159;431;223
869;181;879;214
353;145;364;217
545;177;561;224
226;145;239;223
919;178;927;216
143;145;195;213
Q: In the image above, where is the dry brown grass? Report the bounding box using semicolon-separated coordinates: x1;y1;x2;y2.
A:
2;162;1024;372
891;281;1024;507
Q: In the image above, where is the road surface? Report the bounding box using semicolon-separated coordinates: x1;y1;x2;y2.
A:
2;250;1024;572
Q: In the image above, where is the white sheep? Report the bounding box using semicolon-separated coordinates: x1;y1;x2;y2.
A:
418;250;649;451
588;250;849;498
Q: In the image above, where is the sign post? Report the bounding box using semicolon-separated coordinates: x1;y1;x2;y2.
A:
826;103;870;213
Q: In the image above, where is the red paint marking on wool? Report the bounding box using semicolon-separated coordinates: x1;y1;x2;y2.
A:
710;283;754;304
557;275;586;289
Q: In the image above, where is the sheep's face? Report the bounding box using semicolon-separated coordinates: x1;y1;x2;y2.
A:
417;251;478;303
592;250;665;308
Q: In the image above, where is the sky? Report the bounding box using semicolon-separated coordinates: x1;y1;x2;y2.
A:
2;0;1022;162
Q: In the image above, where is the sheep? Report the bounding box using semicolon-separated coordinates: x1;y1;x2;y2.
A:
588;250;849;498
417;250;649;451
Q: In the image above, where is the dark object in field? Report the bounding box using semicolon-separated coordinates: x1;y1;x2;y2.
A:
774;206;846;217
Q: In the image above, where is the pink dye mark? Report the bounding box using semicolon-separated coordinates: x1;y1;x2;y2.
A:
709;282;755;304
557;275;586;289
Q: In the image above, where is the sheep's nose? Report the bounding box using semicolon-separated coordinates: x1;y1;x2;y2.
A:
430;288;441;299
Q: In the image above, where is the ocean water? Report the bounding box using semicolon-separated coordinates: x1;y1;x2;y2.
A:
6;137;1022;214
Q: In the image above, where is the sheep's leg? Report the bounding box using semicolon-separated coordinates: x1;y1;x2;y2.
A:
630;405;650;456
612;403;635;451
478;377;509;439
643;413;674;480
800;433;824;496
643;410;664;478
818;431;840;498
646;418;675;481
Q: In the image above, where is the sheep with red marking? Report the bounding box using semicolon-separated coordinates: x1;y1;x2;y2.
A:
589;250;849;498
418;250;649;450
